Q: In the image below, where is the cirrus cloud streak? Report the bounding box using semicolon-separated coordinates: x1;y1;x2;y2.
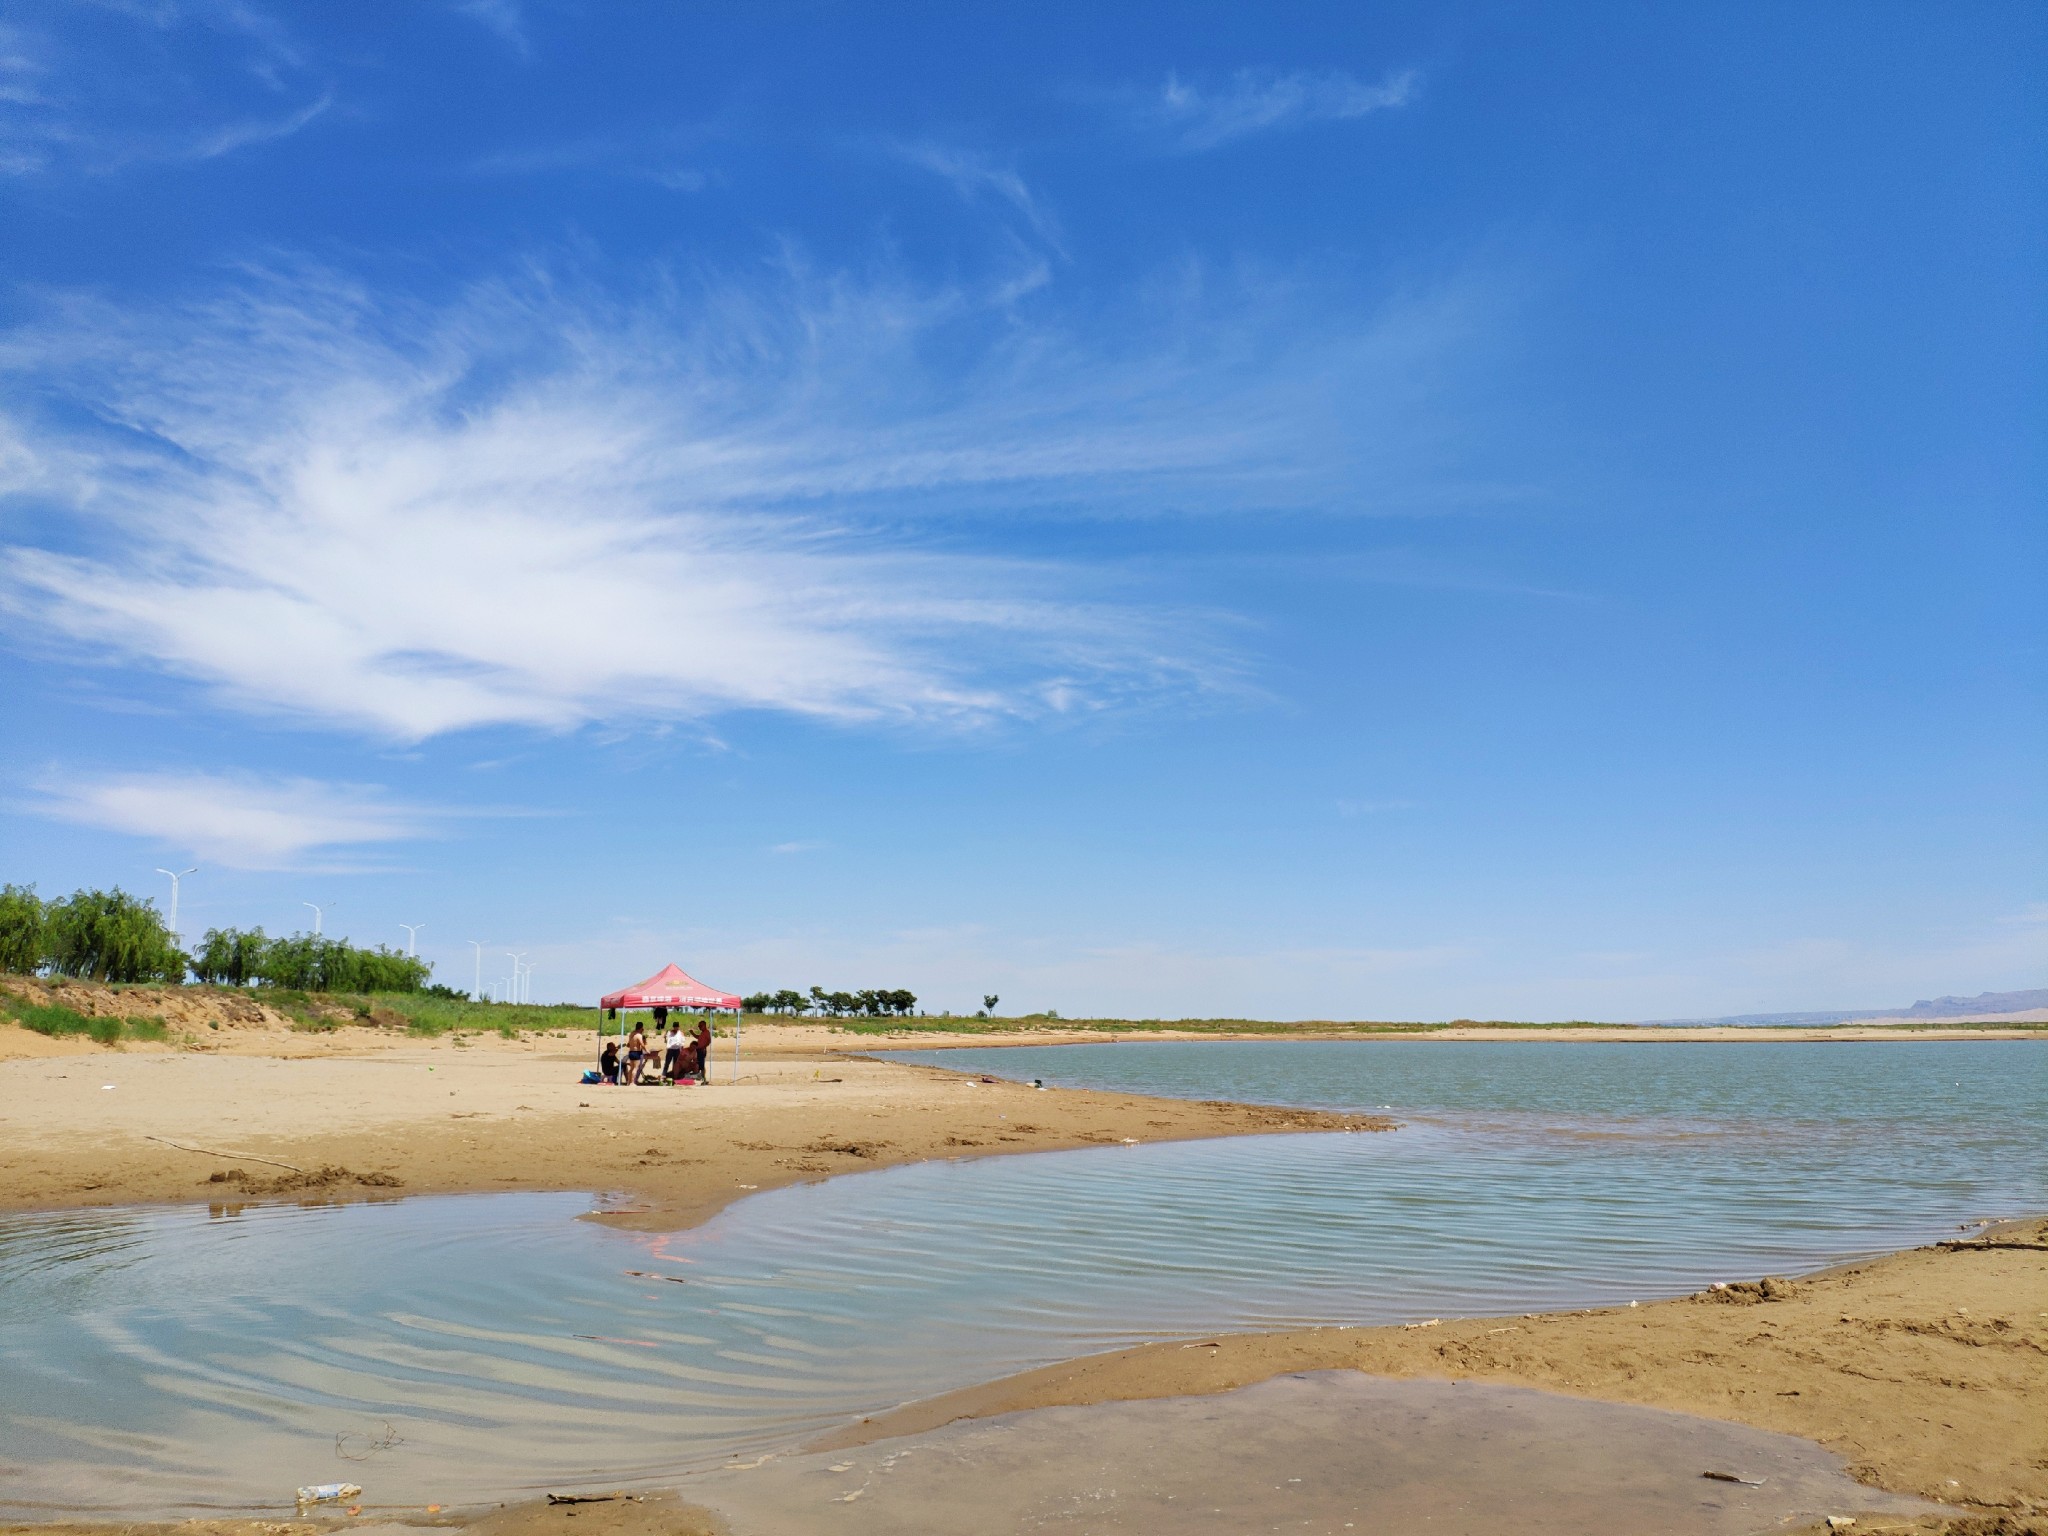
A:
28;769;443;871
0;255;1491;742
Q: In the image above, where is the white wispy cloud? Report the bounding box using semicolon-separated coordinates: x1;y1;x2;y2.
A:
453;0;529;56
892;142;1063;252
185;90;331;161
29;770;440;870
1;3;330;176
468;129;713;190
1150;67;1418;151
5;258;1396;740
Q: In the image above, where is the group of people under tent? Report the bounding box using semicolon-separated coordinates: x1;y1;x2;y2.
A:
593;1006;715;1086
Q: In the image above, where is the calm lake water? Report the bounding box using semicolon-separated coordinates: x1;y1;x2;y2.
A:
1;1040;2040;1516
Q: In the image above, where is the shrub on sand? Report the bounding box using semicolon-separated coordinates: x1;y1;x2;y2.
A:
3;998;159;1045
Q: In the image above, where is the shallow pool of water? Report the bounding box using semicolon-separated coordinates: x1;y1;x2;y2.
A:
2;1040;2040;1516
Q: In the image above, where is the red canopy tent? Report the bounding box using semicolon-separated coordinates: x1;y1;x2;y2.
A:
599;965;745;1082
601;964;742;1012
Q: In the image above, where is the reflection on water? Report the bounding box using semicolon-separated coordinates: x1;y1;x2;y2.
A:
1;1041;2042;1517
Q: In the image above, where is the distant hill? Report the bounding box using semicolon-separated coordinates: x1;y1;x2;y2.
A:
1898;988;2048;1018
1651;988;2048;1027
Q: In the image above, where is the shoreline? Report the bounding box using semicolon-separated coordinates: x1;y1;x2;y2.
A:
792;1022;2048;1045
7;1014;2035;1227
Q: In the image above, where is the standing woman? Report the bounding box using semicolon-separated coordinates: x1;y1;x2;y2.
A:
691;1018;713;1084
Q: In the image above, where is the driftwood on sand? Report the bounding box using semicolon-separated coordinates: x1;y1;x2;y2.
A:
142;1134;305;1174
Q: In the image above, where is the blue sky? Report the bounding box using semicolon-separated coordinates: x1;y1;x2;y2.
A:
1;1;2041;1019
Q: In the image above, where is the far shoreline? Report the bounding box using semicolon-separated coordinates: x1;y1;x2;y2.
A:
850;1021;2047;1046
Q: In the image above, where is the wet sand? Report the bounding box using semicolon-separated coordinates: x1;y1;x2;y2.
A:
821;1217;2048;1522
699;1373;1947;1535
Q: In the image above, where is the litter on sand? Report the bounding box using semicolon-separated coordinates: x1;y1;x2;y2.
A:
295;1482;363;1505
1701;1471;1766;1486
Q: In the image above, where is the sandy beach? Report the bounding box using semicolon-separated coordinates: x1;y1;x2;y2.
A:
0;1017;1384;1228
2;1010;2042;1535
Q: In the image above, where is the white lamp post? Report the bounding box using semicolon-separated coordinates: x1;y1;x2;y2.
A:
468;940;488;1001
303;901;324;936
400;923;424;956
155;867;197;941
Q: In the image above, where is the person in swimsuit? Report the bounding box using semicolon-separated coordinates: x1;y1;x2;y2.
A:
625;1022;648;1085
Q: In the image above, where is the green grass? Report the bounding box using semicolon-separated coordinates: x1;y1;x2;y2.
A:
249;988;589;1036
353;993;601;1037
3;999;168;1044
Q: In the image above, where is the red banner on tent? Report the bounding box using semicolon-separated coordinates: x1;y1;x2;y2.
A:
600;964;742;1011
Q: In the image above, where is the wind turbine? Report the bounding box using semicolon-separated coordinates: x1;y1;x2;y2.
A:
154;867;197;941
400;923;424;956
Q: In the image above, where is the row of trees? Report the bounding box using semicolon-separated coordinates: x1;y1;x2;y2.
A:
0;883;432;993
744;986;919;1017
191;927;431;992
1;884;189;982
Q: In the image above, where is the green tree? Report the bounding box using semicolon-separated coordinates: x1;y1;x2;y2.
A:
250;932;430;993
43;887;188;983
0;884;47;975
742;992;775;1014
772;988;806;1015
193;926;271;986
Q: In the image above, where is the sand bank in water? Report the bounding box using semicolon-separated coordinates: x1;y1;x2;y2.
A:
0;1021;1383;1228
